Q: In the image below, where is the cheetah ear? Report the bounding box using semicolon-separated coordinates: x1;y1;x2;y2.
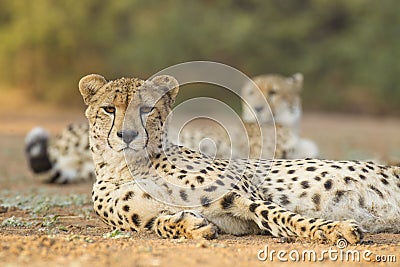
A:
150;75;180;104
287;73;303;91
79;74;107;105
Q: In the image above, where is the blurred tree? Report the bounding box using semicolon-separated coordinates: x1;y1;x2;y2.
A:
0;0;398;114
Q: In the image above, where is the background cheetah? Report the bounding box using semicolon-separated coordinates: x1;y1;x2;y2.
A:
25;123;94;184
178;73;318;159
79;73;400;244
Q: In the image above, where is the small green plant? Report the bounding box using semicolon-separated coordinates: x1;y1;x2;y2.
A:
103;229;131;239
1;216;32;227
41;215;60;227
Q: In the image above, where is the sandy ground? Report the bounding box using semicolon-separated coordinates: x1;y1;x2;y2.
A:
0;110;400;266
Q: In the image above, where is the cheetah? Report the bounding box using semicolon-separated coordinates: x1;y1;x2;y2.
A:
179;73;318;159
78;73;400;244
241;73;303;126
25;123;94;183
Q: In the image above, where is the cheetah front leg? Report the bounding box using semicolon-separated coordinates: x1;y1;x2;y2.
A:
224;193;363;244
154;210;218;240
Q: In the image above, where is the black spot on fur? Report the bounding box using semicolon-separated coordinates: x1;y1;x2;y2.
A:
196;176;205;183
249;203;260;212
144;217;155;229
122;205;130;212
221;193;237;209
280;195;290;205
358;197;365;208
312;194;321;206
300;181;310;189
123;191;135;201
200;196;211;207
366;164;375;170
334;190;346;203
261;221;272;232
204;185;217;192
260;210;269;220
142;193;152;199
179;190;188;202
368;185;384;198
312;194;321;211
324;179;333;190
306;166;316;172
216;180;225;186
131;214;141;227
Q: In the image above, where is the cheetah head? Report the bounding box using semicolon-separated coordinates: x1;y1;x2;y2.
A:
241;73;303;126
79;74;179;160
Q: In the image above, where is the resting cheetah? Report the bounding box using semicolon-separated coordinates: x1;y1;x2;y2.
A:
78;73;400;243
25;124;94;184
179;73;318;159
242;73;303;126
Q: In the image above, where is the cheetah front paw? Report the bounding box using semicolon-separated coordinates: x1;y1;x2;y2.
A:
155;210;218;240
314;220;363;245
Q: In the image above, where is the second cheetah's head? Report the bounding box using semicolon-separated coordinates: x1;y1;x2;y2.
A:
241;73;303;125
79;74;179;159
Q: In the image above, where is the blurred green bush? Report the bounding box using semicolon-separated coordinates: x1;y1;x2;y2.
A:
0;0;399;115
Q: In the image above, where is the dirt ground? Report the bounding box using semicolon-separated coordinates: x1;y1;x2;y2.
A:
0;109;400;267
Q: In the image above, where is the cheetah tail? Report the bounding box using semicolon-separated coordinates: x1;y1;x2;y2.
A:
25;127;53;174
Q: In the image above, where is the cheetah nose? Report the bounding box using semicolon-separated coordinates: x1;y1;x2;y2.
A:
117;130;138;144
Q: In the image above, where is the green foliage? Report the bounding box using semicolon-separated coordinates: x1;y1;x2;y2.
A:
1;216;32;227
0;190;90;215
0;0;399;114
102;229;131;239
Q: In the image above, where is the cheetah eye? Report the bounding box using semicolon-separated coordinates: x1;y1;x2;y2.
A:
102;106;116;114
269;89;277;96
140;106;154;114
